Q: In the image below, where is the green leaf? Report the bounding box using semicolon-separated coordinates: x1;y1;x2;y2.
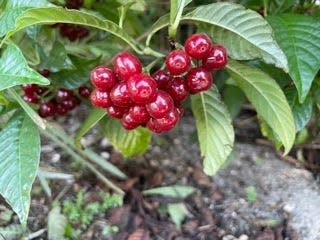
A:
167;203;188;229
2;7;141;53
50;56;100;89
0;43;49;90
191;85;234;176
169;0;192;37
284;87;313;132
117;0;146;11
100;117;151;157
0;111;40;225
39;41;74;72
0;224;24;239
226;60;295;153
267;14;320;102
48;206;67;240
75;108;106;149
147;3;288;71
223;85;246;119
273;0;297;14
143;185;196;199
0;0;50;37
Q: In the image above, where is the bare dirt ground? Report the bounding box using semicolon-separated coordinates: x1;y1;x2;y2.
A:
1;108;320;240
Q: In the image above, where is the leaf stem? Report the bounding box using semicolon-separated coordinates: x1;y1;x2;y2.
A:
263;0;268;16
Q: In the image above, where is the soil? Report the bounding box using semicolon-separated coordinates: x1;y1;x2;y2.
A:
0;107;319;240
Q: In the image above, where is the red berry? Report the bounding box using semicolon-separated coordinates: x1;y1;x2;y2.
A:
166;77;189;104
184;34;212;59
165;50;191;75
202;45;228;70
90;89;112;108
38;102;56;118
56;103;68;116
38;69;50;78
129;105;150;123
36;87;49;96
66;0;83;9
121;112;140;130
62;96;79;110
146;118;162;134
186;67;213;94
127;73;157;104
152;108;180;132
146;90;174;119
22;84;37;95
90;66;116;91
107;105;128;119
152;70;171;89
56;88;74;103
113;52;142;81
78;86;91;98
110;82;133;107
23;94;38;104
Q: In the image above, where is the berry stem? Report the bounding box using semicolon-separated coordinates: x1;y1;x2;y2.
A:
143;57;162;74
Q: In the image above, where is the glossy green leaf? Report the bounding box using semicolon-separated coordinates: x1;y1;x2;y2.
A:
143;185;195;198
39;41;74;72
0;43;49;90
0;0;50;37
273;0;297;14
0;111;40;225
223;85;246;119
226;60;295;153
169;0;192;37
2;7;140;53
50;56;100;89
168;203;188;229
100;117;151;157
75;108;106;149
147;3;288;71
267;14;320;102
285;87;313;132
191;85;234;176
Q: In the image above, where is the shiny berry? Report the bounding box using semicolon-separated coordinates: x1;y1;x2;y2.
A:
121;112;140;130
166;50;191;75
90;66;116;91
90;89;112;108
78;86;91;98
166;77;189;104
38;69;50;78
186;67;213;94
23;94;38;104
153;108;180;132
38;102;56;118
129;105;150;123
36;87;49;96
56;88;74;103
184;33;212;59
202;45;228;70
146;118;162;134
107;105;128;119
56;103;68;116
152;70;171;89
146;90;174;119
113;52;142;81
22;84;37;95
110;82;133;107
127;73;157;104
62;96;79;110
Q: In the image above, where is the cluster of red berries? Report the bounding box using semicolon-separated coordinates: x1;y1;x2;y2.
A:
22;70;91;118
56;0;89;42
90;34;227;133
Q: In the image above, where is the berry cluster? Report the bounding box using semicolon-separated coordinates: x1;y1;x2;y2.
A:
90;33;227;133
22;70;91;118
56;0;89;42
